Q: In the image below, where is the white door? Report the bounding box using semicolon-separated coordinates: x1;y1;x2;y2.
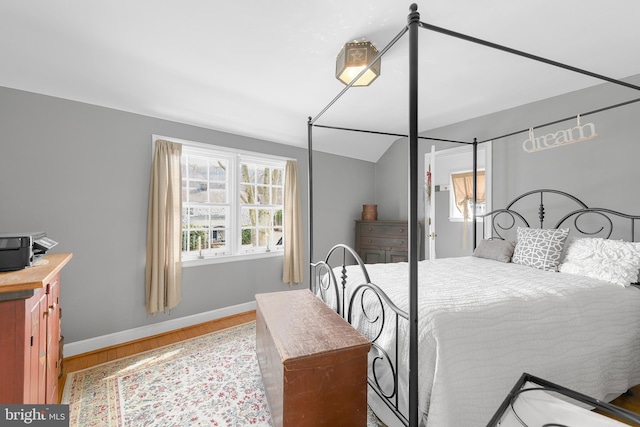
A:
425;145;437;260
424;142;492;258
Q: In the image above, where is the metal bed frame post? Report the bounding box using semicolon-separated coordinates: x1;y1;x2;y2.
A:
407;4;420;427
307;117;314;270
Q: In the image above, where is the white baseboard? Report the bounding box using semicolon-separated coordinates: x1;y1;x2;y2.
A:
63;301;256;357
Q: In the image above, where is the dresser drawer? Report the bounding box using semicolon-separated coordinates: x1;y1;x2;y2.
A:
359;236;406;248
358;222;408;237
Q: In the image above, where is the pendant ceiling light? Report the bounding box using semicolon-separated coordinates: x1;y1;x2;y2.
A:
335;41;381;86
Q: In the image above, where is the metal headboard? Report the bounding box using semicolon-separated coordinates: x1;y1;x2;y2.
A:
479;188;640;242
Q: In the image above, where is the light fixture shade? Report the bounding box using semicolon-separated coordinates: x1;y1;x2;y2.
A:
335;41;381;86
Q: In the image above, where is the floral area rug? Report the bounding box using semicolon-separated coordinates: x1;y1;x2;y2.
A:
62;321;386;426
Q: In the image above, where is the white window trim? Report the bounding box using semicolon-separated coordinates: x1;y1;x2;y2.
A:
152;135;290;267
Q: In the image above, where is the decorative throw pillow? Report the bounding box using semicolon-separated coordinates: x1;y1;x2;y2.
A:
473;239;516;263
512;227;569;271
559;238;640;287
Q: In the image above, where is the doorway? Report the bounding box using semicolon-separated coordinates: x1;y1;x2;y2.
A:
424;142;492;259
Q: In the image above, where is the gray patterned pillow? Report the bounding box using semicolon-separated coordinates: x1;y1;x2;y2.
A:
512;227;569;271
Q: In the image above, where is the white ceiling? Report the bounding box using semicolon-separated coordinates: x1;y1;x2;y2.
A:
1;1;640;162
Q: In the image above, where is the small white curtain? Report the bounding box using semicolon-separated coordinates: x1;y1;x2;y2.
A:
282;160;304;285
145;139;183;315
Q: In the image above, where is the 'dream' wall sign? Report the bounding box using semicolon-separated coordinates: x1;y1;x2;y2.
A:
522;116;598;153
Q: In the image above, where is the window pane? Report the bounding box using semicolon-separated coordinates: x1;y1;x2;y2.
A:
181;207;190;227
257;185;269;204
209;160;227;181
258;209;271;226
188;181;209;203
240;184;255;205
210;207;229;251
257;167;270;185
271;187;283;205
210;228;227;249
240;164;255;183
188;156;208;180
183;230;207;252
189;206;209;228
208;182;226;203
273;209;283;227
272;169;283;185
210;206;227;228
241;208;257;227
241;228;255;247
181;179;188;201
259;229;269;247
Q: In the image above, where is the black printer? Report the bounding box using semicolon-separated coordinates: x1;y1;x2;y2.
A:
0;232;58;272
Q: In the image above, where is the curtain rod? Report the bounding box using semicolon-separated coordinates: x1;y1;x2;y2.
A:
478;96;640;143
312;123;471;145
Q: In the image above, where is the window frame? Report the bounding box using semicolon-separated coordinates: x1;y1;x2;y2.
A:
153;135;287;267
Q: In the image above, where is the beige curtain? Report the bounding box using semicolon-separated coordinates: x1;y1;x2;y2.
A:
452;170;486;249
452;170;486;219
282;160;304;285
145;140;183;315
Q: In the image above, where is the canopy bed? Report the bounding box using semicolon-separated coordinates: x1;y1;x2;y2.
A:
307;4;640;427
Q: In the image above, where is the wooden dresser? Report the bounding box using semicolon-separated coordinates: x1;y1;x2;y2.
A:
0;253;72;404
355;220;421;263
255;289;371;427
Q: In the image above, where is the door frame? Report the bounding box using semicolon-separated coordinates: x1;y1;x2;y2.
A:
424;141;492;258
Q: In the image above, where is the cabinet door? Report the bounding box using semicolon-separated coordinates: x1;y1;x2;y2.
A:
359;248;386;264
45;274;60;404
386;251;409;263
25;288;48;404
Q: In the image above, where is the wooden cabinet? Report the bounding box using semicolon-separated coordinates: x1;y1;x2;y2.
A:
355;220;420;263
256;289;371;427
0;253;71;404
45;275;61;404
24;285;48;404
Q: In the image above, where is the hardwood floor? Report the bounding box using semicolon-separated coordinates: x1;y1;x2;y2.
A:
58;310;640;425
607;387;640;425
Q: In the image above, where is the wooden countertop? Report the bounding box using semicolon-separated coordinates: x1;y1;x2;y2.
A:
0;253;73;294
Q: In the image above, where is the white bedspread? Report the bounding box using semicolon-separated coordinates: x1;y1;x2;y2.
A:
332;256;640;427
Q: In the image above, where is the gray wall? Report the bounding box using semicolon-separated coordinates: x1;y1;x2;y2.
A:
376;74;640;255
311;151;375;260
0;86;374;344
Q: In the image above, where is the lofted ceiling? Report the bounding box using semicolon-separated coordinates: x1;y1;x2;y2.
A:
1;1;640;162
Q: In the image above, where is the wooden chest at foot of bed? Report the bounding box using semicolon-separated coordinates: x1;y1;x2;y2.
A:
255;289;371;427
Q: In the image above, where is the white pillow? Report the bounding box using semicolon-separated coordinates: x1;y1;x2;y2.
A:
559;238;640;287
512;227;569;272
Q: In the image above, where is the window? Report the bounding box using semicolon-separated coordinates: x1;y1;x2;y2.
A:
449;170;486;221
238;161;284;252
169;137;286;263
